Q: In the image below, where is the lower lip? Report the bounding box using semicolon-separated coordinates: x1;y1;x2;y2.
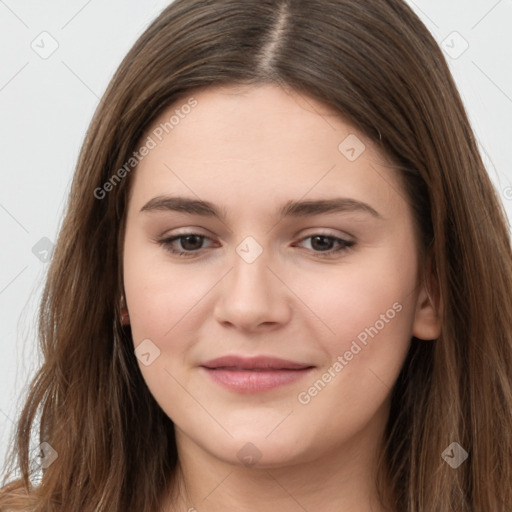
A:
200;367;314;393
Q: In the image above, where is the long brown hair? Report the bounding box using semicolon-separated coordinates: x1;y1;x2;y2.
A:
1;0;511;510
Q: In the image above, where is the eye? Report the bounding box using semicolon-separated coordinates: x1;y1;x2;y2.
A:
156;232;356;259
158;233;215;257
294;234;355;257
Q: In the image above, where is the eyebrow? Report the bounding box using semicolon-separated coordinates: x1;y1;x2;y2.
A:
140;195;383;220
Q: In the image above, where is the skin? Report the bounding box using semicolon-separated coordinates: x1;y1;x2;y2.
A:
122;83;442;511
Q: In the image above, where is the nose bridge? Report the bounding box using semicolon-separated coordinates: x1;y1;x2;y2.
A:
229;236;273;299
213;235;290;328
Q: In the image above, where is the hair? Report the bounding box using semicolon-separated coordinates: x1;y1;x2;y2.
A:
1;0;512;510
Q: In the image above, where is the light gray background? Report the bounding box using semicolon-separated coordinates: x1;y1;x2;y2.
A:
1;0;511;470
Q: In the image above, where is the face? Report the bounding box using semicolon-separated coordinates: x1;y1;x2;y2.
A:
122;83;439;469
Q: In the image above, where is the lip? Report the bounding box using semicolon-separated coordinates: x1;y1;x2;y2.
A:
201;355;312;370
200;355;314;393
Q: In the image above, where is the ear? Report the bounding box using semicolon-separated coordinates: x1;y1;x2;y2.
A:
411;274;442;340
119;295;131;326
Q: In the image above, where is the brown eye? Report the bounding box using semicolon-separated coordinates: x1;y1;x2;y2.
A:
296;234;355;257
158;233;214;257
310;235;335;251
177;234;205;251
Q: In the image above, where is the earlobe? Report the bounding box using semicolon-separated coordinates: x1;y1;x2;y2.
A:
121;308;131;326
120;296;131;326
411;283;442;341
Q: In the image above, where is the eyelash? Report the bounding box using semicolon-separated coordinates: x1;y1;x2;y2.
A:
157;232;355;259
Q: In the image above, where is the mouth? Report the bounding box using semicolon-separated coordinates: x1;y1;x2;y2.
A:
200;355;315;393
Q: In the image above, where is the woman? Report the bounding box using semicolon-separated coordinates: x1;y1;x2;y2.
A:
1;0;511;510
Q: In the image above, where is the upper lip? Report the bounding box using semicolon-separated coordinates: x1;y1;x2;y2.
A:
200;355;313;370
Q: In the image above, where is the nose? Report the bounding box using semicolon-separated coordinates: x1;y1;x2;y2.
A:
213;247;292;332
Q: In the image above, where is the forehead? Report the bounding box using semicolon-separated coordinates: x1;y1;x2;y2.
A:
144;83;364;159
128;83;403;219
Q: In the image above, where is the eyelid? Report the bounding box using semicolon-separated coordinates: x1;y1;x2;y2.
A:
297;227;354;241
293;232;355;256
161;227;354;242
156;229;356;259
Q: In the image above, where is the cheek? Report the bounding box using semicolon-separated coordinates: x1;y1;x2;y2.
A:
122;228;206;342
296;246;416;381
299;242;417;348
125;272;205;343
291;244;417;430
122;233;207;415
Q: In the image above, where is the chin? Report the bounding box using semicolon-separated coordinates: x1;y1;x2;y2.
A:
200;427;312;468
